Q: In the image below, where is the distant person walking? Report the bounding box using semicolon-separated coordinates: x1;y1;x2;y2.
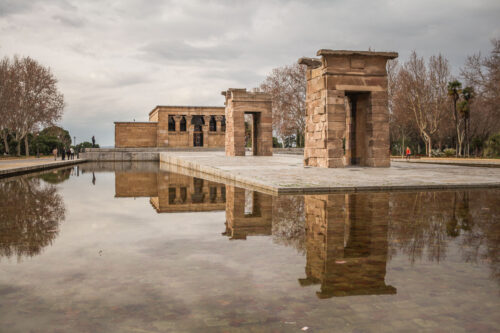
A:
70;147;75;160
92;136;95;148
66;148;72;160
52;147;58;160
62;148;66;160
405;146;411;161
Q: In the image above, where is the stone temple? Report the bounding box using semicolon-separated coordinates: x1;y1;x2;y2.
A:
113;49;396;169
299;50;398;168
115;106;226;148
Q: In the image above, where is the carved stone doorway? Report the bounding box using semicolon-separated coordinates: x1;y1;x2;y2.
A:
222;88;272;156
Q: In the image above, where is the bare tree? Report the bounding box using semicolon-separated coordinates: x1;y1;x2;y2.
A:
388;59;417;156
392;52;451;156
0;57;15;154
9;56;65;156
260;63;306;146
460;39;500;155
447;80;463;156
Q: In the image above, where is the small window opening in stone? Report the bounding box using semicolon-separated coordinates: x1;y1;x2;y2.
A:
221;186;226;202
180;187;187;203
209;186;217;203
209;116;216;132
221;116;226;132
180;116;187;131
168;115;175;131
168;187;176;204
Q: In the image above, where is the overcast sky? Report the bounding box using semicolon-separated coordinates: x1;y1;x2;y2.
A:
1;0;499;146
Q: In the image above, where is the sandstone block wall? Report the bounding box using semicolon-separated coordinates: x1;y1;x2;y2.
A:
299;50;397;168
150;106;226;148
115;122;157;148
222;89;273;156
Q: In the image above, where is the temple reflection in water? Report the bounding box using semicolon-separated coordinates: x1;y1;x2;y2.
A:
223;187;272;239
300;193;396;298
3;165;497;302
113;170;396;298
222;185;396;298
115;171;226;213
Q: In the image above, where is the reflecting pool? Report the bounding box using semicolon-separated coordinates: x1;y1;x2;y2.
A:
0;162;499;332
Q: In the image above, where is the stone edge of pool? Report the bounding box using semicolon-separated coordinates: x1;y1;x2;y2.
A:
0;159;86;179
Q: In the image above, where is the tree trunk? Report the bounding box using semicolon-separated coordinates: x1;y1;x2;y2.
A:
1;131;9;154
16;140;21;156
454;97;459;157
401;133;405;158
421;131;432;157
465;121;468;157
427;135;432;157
24;136;30;157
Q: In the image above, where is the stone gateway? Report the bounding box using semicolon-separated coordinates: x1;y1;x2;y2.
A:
299;50;398;168
222;89;273;157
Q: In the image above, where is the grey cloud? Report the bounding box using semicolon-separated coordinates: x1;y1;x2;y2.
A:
139;39;243;64
52;14;86;28
0;0;76;17
0;0;34;17
1;0;499;146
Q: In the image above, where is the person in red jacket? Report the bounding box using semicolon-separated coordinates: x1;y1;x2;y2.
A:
405;146;411;161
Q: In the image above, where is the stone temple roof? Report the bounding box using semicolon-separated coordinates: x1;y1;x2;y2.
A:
316;49;398;59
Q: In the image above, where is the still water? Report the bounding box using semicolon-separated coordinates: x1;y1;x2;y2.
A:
0;162;499;332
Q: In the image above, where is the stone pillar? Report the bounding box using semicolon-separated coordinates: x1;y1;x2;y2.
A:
215;115;224;132
174;187;181;204
186;115;194;147
173;115;182;132
216;186;222;202
299;50;397;168
203;115;210;147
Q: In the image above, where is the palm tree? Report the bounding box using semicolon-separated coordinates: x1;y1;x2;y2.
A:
447;80;462;157
461;87;474;157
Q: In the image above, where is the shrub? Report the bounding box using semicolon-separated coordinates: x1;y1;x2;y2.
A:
443;148;456;157
483;132;500;158
431;149;444;157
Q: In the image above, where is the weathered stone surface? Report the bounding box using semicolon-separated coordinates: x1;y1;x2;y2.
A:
299;49;398;168
115;122;158;148
159;151;500;194
222;88;273;157
115;106;225;149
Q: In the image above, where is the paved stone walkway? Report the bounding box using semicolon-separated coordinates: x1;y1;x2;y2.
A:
160;152;500;194
0;157;85;178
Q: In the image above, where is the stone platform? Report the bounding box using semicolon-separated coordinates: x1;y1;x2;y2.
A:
160;151;500;194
